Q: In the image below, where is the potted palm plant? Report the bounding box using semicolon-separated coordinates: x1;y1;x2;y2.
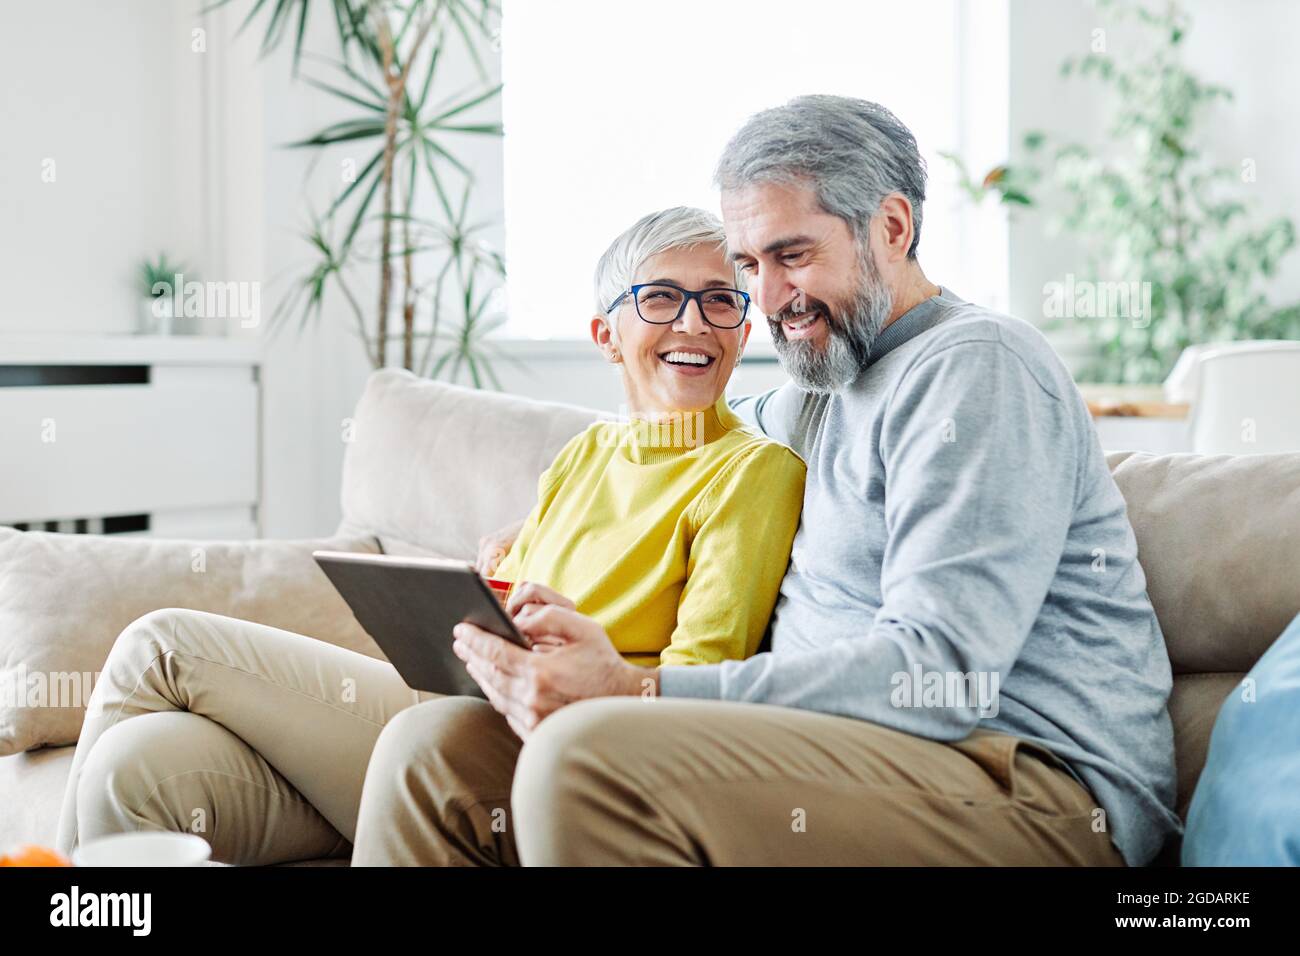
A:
221;0;512;387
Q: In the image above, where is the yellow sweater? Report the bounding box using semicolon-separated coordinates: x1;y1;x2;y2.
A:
495;396;805;667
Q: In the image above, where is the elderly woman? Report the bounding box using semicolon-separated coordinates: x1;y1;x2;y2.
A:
55;206;805;865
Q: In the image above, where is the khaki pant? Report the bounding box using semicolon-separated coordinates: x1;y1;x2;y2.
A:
57;608;1124;866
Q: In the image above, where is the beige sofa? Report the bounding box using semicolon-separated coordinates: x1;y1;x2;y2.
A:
3;367;1298;865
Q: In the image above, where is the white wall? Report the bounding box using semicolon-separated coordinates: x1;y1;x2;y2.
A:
1009;0;1300;370
250;10;356;542
0;1;210;332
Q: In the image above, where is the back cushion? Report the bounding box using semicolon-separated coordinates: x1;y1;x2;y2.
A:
1108;451;1300;673
1167;672;1242;820
0;528;382;754
336;370;601;560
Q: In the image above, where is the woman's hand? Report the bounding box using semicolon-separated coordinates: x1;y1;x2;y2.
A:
475;517;525;576
506;581;574;616
507;582;574;650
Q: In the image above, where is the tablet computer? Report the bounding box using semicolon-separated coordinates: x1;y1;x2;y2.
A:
312;550;527;698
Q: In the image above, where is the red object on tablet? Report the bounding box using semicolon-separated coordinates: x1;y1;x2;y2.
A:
484;577;513;606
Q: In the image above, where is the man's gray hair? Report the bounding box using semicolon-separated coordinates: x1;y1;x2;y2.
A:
593;206;745;317
714;95;927;258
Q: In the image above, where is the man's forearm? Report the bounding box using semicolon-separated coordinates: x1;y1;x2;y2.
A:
656;624;1013;742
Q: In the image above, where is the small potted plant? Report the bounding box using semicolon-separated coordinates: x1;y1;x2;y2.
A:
138;253;194;335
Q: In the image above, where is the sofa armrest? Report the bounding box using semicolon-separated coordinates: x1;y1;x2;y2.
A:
0;527;382;754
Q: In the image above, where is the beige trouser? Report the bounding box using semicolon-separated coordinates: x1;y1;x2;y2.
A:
57;608;1125;866
56;607;437;863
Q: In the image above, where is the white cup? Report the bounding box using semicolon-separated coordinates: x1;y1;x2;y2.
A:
72;833;211;867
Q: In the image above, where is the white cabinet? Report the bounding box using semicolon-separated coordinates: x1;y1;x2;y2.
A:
0;335;262;539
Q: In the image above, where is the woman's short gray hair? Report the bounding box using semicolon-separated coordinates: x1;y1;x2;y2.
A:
593;206;746;317
714;95;927;258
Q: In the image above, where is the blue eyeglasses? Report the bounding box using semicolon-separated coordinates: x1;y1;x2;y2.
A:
606;283;751;329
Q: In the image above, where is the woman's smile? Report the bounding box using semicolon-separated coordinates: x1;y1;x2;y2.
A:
657;346;718;376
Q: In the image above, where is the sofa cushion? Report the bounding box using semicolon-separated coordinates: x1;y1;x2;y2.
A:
1167;671;1241;821
0;529;383;755
335;369;601;560
1108;451;1300;674
0;745;73;853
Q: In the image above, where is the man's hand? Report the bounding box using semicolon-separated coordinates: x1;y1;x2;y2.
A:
452;601;659;739
475;517;526;576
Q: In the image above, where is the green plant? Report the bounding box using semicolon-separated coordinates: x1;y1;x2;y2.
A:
219;0;511;387
138;253;195;298
940;149;1039;209
1028;0;1300;383
943;1;1300;383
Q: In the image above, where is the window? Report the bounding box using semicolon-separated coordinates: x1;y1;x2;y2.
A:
501;0;1008;339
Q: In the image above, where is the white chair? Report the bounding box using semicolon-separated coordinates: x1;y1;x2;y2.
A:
1184;341;1300;455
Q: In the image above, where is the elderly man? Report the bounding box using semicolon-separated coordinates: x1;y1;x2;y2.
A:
351;96;1181;867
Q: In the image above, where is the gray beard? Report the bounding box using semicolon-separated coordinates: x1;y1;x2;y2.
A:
769;245;894;394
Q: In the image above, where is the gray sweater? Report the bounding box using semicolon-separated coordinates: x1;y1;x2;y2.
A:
660;287;1182;865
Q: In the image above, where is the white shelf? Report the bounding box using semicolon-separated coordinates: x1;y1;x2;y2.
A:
0;332;263;366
